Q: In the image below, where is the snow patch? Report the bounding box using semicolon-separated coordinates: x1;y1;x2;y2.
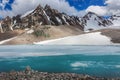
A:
0;22;3;33
55;17;62;24
43;10;50;24
62;15;69;25
0;37;17;44
27;29;34;34
40;22;43;25
25;28;29;31
34;32;113;45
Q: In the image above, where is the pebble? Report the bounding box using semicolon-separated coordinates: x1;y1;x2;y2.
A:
0;67;119;80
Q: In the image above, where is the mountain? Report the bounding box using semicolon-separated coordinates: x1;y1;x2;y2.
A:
0;4;120;45
0;4;84;44
81;12;113;31
0;4;119;34
109;13;120;28
21;4;84;30
20;5;112;30
21;5;113;31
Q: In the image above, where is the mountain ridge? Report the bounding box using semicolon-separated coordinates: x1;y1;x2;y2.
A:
0;4;115;33
0;4;120;45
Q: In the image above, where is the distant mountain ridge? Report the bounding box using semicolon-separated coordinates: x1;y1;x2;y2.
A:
0;4;119;33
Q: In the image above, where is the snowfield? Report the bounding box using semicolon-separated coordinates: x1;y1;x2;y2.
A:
110;20;120;29
34;32;113;45
84;15;105;31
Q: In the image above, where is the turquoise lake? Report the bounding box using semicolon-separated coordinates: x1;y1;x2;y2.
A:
0;45;120;78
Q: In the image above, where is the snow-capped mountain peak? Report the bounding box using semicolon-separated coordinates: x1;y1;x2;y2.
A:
109;13;120;28
81;12;112;31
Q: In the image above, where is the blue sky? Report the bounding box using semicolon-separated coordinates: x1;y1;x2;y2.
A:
66;0;105;10
1;0;105;11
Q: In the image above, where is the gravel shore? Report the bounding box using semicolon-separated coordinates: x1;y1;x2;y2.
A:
0;66;120;80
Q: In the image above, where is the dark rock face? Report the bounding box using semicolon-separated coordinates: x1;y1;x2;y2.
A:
12;15;22;29
21;4;84;30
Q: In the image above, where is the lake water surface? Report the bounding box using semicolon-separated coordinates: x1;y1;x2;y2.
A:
0;45;120;78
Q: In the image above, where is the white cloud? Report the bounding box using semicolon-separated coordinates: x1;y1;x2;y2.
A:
86;0;120;16
105;0;120;10
0;0;85;18
105;0;120;15
86;5;107;16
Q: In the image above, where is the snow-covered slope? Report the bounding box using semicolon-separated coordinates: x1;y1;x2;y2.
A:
34;32;113;45
109;13;120;28
81;12;112;31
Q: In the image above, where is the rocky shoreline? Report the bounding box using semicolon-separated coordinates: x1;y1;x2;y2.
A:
0;66;120;80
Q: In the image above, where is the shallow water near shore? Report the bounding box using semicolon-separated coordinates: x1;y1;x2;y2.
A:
0;45;120;78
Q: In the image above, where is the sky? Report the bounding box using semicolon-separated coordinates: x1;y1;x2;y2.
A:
0;0;120;18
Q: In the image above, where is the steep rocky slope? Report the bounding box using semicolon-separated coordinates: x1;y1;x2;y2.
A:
21;5;84;30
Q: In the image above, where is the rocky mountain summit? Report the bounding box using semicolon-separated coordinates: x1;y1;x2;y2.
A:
0;4;116;33
21;4;84;30
0;4;84;33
